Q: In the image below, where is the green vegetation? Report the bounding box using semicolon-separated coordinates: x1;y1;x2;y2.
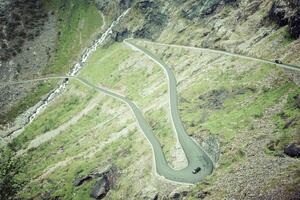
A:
43;0;103;74
0;146;27;200
80;42;168;106
19;129;150;199
202;82;293;139
0;81;57;125
269;86;300;153
80;43;132;86
139;41;298;171
10;81;95;151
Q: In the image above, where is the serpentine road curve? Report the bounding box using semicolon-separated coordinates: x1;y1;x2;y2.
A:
2;74;214;184
3;40;300;184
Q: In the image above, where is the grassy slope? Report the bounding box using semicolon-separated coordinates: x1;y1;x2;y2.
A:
2;0;103;125
138;41;300;199
10;81;96;151
12;43;176;199
43;0;103;74
3;80;57;125
80;43;177;163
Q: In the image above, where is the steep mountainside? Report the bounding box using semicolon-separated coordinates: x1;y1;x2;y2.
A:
0;0;299;200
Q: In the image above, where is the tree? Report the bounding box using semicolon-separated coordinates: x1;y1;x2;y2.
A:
0;146;27;200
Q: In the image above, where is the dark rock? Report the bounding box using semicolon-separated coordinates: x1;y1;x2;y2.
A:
268;0;300;39
283;118;296;129
224;0;238;4
168;190;189;199
294;94;300;109
90;176;110;200
284;142;300;157
181;0;238;20
114;28;130;42
95;0;133;17
109;0;167;41
133;0;168;39
197;87;256;110
267;140;277;151
287;0;300;7
269;3;289;27
289;10;300;39
198;88;229;109
73;175;93;186
169;191;181;199
196;191;210;199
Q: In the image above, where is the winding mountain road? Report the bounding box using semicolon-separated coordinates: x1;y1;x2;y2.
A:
140;40;300;72
2;39;300;184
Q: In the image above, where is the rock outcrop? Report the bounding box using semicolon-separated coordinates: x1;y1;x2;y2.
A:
95;0;133;19
73;166;118;200
109;0;168;42
268;0;300;39
133;0;168;39
90;176;110;200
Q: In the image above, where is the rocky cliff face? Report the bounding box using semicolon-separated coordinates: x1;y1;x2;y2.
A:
107;0;168;42
181;0;238;20
95;0;133;21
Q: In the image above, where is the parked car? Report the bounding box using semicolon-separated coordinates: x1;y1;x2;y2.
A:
192;167;201;174
275;59;283;64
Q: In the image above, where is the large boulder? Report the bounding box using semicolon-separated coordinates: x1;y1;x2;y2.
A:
73;166;118;199
90;176;110;200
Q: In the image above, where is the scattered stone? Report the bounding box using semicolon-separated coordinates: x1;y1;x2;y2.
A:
284;142;300;157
